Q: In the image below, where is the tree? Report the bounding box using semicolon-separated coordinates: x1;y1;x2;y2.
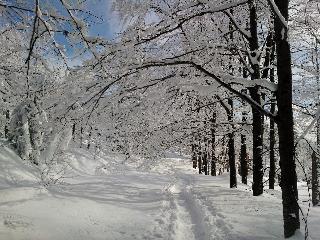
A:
108;0;301;237
0;0;107;165
270;0;300;237
290;0;320;206
247;0;264;196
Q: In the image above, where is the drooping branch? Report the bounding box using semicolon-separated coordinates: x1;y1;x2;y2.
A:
133;60;277;120
267;0;288;29
133;0;249;46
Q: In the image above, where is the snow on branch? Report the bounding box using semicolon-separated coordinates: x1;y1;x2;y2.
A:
0;1;68;21
296;106;320;143
224;10;251;39
222;74;277;91
132;60;277;120
267;0;288;29
199;0;248;10
132;0;248;46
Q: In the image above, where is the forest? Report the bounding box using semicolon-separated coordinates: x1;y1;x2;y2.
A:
0;0;320;239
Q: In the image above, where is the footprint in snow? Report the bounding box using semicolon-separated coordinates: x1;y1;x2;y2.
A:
3;215;32;229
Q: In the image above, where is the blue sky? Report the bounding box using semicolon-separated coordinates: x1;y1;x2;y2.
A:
47;0;118;65
84;0;117;39
1;0;118;66
45;0;116;39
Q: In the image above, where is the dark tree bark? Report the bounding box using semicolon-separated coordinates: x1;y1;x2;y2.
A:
262;31;274;80
4;109;9;138
312;151;320;206
248;0;264;196
211;112;217;176
80;126;83;148
198;154;202;174
226;14;237;188
266;30;277;190
240;134;248;184
269;100;276;189
87;130;92;149
269;49;276;189
192;143;197;169
272;0;300;237
198;141;202;174
72;122;76;141
227;99;237;188
240;116;248;184
312;40;320;206
260;27;277;190
218;97;236;187
203;139;208;175
240;66;249;185
2;97;9;138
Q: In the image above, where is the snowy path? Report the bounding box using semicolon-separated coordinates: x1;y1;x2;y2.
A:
167;175;201;240
147;168;231;240
160;173;206;240
172;173;230;240
0;146;233;240
1;145;317;239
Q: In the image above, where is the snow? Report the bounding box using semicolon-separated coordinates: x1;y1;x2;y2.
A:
0;140;319;239
297;106;320;143
225;10;251;39
267;0;288;29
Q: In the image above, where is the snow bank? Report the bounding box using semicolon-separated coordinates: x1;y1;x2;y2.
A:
0;144;319;240
0;139;39;188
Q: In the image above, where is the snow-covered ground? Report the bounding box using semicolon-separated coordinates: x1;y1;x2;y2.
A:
0;141;319;240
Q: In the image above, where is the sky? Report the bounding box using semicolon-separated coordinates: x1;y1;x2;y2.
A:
45;0;118;39
47;0;119;66
84;0;118;39
1;0;119;66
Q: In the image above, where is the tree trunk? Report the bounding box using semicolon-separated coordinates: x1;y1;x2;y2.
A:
269;37;276;190
192;143;197;169
72;122;76;141
4;109;9;138
250;103;264;195
80;126;83;148
87;126;92;149
269;68;276;189
312;39;320;205
198;154;202;174
211;112;217;176
273;0;300;237
315;112;320;205
198;141;202;174
240;83;248;184
228;99;237;188
203;139;208;175
240;127;248;184
226;14;237;188
312;151;320;206
248;0;264;196
269;102;276;189
2;97;9;138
